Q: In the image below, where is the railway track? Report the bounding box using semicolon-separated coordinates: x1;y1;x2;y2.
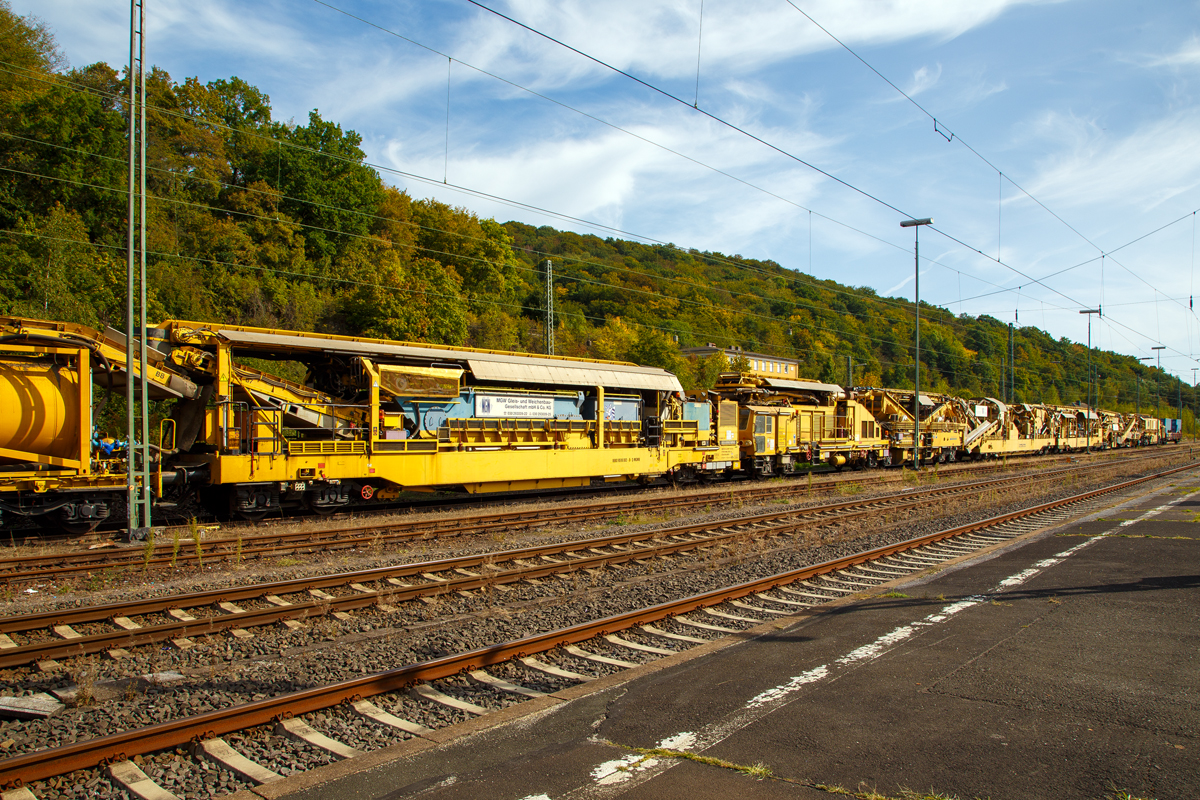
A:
0;449;1180;584
0;452;1183;669
0;460;1194;797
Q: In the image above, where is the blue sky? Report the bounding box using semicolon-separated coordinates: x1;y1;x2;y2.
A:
18;0;1200;383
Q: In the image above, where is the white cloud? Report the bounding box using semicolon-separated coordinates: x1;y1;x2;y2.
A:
11;0;1199;375
1024;109;1200;213
149;0;313;64
1147;34;1200;68
452;0;1058;89
956;77;1008;107
905;64;943;97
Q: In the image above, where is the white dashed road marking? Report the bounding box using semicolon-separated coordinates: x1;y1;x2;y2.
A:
551;484;1200;798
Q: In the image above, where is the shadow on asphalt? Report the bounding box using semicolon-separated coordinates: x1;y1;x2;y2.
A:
824;573;1200;617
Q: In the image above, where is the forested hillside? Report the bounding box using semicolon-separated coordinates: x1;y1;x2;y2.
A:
0;4;1190;421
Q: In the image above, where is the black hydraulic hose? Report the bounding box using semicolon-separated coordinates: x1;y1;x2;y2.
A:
0;498;73;516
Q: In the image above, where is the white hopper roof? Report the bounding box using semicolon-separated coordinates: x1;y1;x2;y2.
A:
762;377;844;395
215;328;682;392
465;359;680;391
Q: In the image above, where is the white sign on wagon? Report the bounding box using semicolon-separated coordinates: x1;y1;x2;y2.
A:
475;394;555;419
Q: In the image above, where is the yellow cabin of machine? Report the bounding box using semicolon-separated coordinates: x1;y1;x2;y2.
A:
156;321;741;517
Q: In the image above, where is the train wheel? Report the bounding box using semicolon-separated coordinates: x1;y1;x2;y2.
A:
229;485;277;522
671;466;699;486
44;518;101;536
43;496;115;536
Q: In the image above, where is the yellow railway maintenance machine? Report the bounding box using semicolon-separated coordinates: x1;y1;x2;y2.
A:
0;317;741;527
711;374;891;473
0;316;202;532
859;388;971;465
156;321;741;519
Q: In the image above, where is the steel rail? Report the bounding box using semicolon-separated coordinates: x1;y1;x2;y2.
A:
0;475;880;575
3;448;1165;570
0;476;1047;667
0;449;1173;581
0;457;1120;637
1;460;1193;789
0;455;1186;667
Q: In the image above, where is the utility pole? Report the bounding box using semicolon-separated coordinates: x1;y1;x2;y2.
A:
1010;314;1016;405
901;217;933;469
126;0;152;541
1193;367;1198;443
1080;309;1100;452
1137;357;1151;415
544;259;554;356
845;355;852;387
1153;346;1166;417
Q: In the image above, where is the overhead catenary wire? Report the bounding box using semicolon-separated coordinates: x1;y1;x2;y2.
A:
10;216;1178;403
783;4;1197;322
0;31;1145;340
2;35;1193;399
1;58;1067;343
3;124;1191;378
0;141;964;334
458;0;1100;312
0;16;1180;343
297;11;1186;369
937;206;1200;310
0;103;1182;382
449;1;1199;367
0;59;1012;317
783;0;1104;257
4;22;1195;381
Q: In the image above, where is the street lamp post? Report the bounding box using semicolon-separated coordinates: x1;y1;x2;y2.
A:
1009;321;1015;404
1193;367;1198;444
1152;346;1166;418
901;217;933;470
1080;309;1100;452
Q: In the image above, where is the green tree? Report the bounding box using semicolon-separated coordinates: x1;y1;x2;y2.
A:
591;318;638;361
3;204;121;326
690;353;728;390
0;2;66;103
271;110;384;270
470;306;520;350
345;256;468;345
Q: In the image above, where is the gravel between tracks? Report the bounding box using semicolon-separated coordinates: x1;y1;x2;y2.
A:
0;453;1195;799
2;453;1168;618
